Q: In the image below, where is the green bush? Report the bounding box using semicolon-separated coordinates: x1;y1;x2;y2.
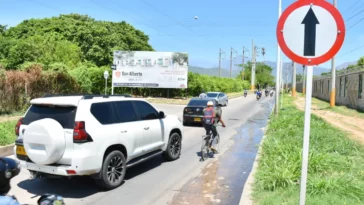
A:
0;120;17;146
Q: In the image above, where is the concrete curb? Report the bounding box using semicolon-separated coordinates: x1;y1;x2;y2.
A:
239;103;275;205
0;144;14;157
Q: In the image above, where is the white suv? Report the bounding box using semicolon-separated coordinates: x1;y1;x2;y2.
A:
14;94;183;190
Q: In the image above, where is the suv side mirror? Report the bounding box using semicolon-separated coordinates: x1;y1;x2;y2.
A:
159;111;165;118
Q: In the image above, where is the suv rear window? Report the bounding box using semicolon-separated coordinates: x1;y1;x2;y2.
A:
22;105;77;129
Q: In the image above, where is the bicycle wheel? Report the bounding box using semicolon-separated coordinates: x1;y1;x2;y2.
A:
200;136;209;161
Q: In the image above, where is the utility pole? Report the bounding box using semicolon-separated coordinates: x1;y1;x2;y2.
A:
286;66;289;91
303;65;306;95
242;47;249;80
275;0;282;115
330;0;337;107
280;59;284;109
219;49;226;77
230;47;237;78
251;39;256;90
292;61;297;97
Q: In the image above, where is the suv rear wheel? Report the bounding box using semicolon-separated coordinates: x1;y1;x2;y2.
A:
163;133;182;161
95;150;126;190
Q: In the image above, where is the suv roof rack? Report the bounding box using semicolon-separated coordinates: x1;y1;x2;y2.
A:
42;94;132;99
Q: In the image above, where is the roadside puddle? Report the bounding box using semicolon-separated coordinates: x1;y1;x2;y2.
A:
168;101;273;205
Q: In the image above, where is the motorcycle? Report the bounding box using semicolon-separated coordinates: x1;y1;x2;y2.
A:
270;92;273;97
244;92;247;97
256;92;261;100
265;91;269;97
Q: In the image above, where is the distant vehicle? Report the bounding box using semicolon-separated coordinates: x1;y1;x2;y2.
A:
206;92;228;106
14;94;183;190
183;97;222;126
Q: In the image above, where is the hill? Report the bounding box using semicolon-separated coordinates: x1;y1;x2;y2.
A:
188;66;240;78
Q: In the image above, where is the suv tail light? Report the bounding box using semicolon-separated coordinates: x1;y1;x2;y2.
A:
73;121;93;143
15;118;24;136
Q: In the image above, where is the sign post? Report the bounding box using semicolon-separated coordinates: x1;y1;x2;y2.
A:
104;70;109;95
276;0;345;204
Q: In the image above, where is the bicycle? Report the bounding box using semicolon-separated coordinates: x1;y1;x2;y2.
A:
200;125;221;161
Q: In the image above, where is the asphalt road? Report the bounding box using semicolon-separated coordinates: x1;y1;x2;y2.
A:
9;94;273;205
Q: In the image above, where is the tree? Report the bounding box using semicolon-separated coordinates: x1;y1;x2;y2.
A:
358;57;364;67
172;52;188;66
2;14;154;68
296;73;303;82
236;61;274;87
0;25;7;35
347;64;356;69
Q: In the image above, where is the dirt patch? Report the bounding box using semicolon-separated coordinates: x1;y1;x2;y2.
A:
294;96;364;144
0;116;21;123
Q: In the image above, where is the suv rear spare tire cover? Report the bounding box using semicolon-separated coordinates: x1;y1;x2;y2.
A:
24;118;66;165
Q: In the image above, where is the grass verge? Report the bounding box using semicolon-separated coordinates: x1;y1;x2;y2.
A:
298;93;364;119
146;92;246;105
252;96;364;205
0;120;17;146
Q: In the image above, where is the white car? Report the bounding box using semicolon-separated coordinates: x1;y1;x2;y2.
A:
14;94;183;190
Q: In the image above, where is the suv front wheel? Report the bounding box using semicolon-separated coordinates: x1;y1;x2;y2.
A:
95;150;126;190
163;132;182;161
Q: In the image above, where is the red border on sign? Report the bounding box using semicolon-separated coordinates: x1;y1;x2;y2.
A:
276;0;345;65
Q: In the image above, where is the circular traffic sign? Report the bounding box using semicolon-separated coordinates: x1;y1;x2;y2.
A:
104;70;109;79
277;0;345;65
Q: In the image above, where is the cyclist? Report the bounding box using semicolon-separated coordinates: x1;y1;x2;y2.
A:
0;157;21;205
202;101;226;153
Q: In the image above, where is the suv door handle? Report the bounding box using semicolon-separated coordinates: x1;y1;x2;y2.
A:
144;127;149;130
121;130;127;133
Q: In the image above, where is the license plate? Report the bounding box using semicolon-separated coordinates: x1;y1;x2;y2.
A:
194;118;201;122
16;146;27;156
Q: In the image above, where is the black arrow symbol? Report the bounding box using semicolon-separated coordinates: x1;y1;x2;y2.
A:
302;7;319;56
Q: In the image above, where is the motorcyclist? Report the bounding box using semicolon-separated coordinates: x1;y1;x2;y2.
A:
244;89;248;95
202;101;226;153
0;157;21;205
256;90;261;98
199;89;207;98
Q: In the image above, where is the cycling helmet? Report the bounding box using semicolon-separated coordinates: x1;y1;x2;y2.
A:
37;194;65;205
207;101;213;106
0;158;20;195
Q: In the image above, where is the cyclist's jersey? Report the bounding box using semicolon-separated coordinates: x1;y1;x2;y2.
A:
203;107;220;126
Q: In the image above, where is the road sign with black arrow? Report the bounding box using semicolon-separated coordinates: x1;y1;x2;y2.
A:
276;0;345;65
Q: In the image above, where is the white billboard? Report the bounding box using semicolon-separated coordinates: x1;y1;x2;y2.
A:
112;51;188;89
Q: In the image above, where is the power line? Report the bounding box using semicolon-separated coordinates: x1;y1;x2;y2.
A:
88;0;215;50
347;16;364;30
28;0;63;12
138;0;218;46
337;45;364;58
345;8;364;22
342;0;362;14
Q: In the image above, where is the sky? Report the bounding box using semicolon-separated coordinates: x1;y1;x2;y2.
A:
0;0;363;71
